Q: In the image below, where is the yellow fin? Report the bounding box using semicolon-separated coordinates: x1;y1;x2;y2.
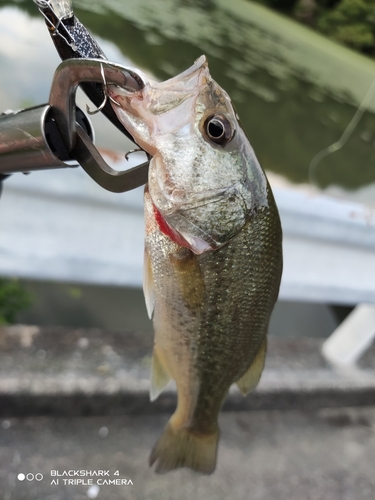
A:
149;421;219;474
236;338;267;396
143;248;154;319
150;348;171;402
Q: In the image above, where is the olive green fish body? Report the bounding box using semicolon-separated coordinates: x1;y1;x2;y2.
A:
109;55;283;474
145;183;282;473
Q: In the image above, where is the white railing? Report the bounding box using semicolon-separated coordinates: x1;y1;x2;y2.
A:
0;158;374;306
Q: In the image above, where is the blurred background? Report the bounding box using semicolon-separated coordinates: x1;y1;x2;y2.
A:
1;0;374;338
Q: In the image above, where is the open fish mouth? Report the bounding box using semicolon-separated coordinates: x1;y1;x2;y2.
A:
151;55;209;101
107;55;212;156
158;55;208;88
108;55;209;115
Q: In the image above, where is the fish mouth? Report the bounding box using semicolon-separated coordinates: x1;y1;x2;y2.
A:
108;55;209;115
155;55;208;92
108;55;210;154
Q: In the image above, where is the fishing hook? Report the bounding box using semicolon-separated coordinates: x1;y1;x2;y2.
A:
86;63;108;115
108;94;122;107
125;148;143;161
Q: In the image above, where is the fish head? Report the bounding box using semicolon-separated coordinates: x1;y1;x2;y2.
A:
109;55;268;254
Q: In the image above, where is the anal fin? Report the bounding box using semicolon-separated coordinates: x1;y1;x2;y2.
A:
236;337;267;396
150;348;171;401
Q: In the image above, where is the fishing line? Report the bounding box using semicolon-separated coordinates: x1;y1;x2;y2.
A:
34;1;62;30
34;0;77;52
308;76;375;186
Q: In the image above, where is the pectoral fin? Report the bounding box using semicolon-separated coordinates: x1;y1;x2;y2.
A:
150;348;171;401
143;248;155;319
236;338;267;396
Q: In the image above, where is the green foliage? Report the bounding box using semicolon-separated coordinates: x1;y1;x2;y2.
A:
264;0;299;12
317;0;375;50
294;0;319;24
253;0;375;55
0;278;31;325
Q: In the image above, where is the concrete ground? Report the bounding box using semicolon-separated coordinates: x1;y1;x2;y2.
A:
1;325;375;500
1;407;375;500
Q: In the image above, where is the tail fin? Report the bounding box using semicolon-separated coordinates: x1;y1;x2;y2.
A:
149;422;219;474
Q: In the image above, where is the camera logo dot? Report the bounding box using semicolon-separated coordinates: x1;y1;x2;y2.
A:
17;473;43;481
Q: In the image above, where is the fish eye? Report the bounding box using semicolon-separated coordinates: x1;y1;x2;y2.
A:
204;114;234;146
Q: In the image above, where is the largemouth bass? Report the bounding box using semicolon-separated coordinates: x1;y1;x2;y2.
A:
109;56;283;474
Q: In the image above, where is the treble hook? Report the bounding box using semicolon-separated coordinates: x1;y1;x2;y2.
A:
86;63;108;115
